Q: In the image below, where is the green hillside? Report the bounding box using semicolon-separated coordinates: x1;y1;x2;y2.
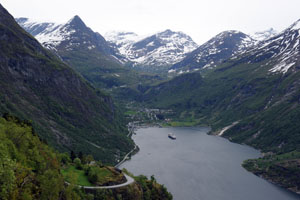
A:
143;59;300;154
0;114;172;200
0;4;133;164
140;29;300;193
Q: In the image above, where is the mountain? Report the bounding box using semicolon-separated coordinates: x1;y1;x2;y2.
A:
104;31;142;54
143;19;300;154
16;16;142;89
235;20;300;74
0;4;133;164
16;16;123;61
170;30;255;73
105;29;198;70
142;19;300;193
0;115;173;199
250;28;278;41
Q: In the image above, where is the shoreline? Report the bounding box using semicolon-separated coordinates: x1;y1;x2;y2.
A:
123;121;300;197
115;145;138;168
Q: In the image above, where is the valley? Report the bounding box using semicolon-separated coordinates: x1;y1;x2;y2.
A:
0;1;300;199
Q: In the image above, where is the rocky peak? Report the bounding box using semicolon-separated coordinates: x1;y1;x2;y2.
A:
106;29;198;68
66;15;87;31
157;29;174;36
170;30;255;72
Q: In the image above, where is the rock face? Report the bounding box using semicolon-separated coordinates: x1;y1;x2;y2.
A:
0;4;133;164
234;20;300;74
170;30;255;73
105;29;198;69
18;18;198;72
17;16;144;89
16;16;124;62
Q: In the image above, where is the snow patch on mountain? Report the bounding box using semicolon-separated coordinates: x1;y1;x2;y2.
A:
105;29;198;67
17;16;126;65
270;62;295;74
104;31;143;46
104;31;147;58
16;18;74;48
251;28;278;41
37;25;75;47
239;20;300;74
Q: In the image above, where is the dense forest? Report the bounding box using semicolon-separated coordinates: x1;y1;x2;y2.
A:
0;114;172;200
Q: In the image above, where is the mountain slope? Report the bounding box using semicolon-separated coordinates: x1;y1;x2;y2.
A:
106;29;198;70
0;4;133;164
104;31;142;55
143;19;300;154
16;17;143;89
142;21;300;193
170;30;255;72
0;115;173;199
234;20;300;74
16;16;122;60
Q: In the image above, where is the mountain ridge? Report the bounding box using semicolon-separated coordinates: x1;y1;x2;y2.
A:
17;16;146;89
1;4;133;164
169;30;256;73
142;18;300;154
105;29;198;70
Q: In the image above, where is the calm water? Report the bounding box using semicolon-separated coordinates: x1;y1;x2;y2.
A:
120;127;300;200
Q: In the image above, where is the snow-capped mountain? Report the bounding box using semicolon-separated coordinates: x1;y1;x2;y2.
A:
16;16;125;63
105;29;198;68
16;16;140;89
170;30;256;72
251;28;278;41
15;17;61;39
104;31;142;48
236;20;300;74
104;31;144;62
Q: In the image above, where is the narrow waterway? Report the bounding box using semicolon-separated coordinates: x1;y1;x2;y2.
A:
120;127;300;200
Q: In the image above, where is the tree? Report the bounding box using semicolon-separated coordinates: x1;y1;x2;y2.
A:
0;144;16;200
82;154;94;165
38;169;64;200
74;158;82;170
60;152;71;165
70;151;76;162
78;151;83;160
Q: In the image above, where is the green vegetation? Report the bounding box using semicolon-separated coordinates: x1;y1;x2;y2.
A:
243;151;300;193
62;165;94;186
0;5;174;199
125;110;138;116
0;4;134;164
86;166;122;186
61;164;125;187
123;169;173;200
163;120;200;127
138;45;300;194
0;114;172;199
0;114;64;200
142;60;300;154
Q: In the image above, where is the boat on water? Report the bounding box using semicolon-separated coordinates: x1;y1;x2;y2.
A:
168;133;176;140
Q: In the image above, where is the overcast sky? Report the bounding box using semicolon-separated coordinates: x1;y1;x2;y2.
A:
2;0;300;44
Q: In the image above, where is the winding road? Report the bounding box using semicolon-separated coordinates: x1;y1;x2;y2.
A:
79;174;135;189
115;145;137;168
77;124;137;189
67;174;135;189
